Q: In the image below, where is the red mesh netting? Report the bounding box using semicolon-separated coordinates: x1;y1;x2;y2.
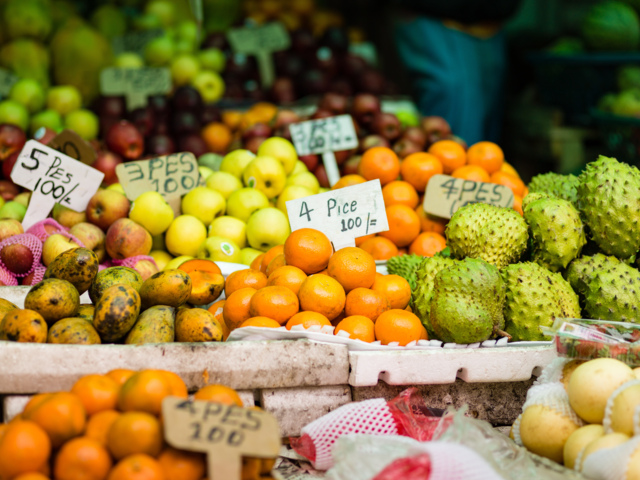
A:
26;218;68;241
0;264;18;286
22;264;46;286
0;233;43;277
373;453;432;480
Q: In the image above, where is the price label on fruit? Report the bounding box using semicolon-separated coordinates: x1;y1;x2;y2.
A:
163;397;280;480
423;174;514;218
286;179;389;250
289;115;358;187
227;21;290;88
100;67;172;110
0;68;18;99
47;130;97;166
112;28;164;56
11;140;105;230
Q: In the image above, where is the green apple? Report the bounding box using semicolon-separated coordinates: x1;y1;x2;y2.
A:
209;215;246;248
291;161;308;175
9;78;45;113
145;0;175;27
0;197;6;210
199;153;224;171
175;20;199;45
0;201;26;221
220;149;255;178
150;249;173;271
114;52;144;69
165;215;207;257
242;155;287;199
199;166;214;181
12;192;30;207
129;191;175;236
52;203;85;228
106;183;126;195
144;35;175;66
198;47;226;73
133;12;163;31
286;171;320;194
226;187;269;222
164;255;193;271
170;54;201;86
396;110;420;128
206;171;242;199
30;109;63;136
240;247;262;266
246;207;291;252
190;70;225;103
257;137;298;175
276;185;314;214
181;186;225;225
47;86;82;116
64;109;99;140
0;100;29;130
197;235;242;264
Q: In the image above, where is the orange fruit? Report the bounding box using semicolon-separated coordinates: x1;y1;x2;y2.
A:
260;245;284;273
513;194;523;215
358;236;398;260
332;174;366;190
224;269;267;297
374;309;423;346
250;253;264;271
193;385;242;406
207;299;229;341
106;454;163;480
249;285;299;325
265;253;287;277
156;371;188;399
416;207;446;234
408;232;447;257
450;165;490;183
117;370;172;416
107;412;162;460
355;233;375;246
239;317;282;328
500;161;520;179
71;374;120;415
399;152;443;192
522;186;529;197
222;287;257;331
222;110;243;131
327;247;376;292
345;287;390;321
381;180;419;208
489;171;525;197
371;274;411;310
285;311;331;330
266;265;307;295
85;410;121;447
378;205;420;247
428;140;466;174
284;228;333;274
54;437;112;480
419;325;428;340
158;447;206;480
13;473;50;480
0;420;51;479
22;392;86;448
358;147;400;185
201;122;232;153
105;369;135;387
467;141;504;174
334;315;375;343
298;274;346;320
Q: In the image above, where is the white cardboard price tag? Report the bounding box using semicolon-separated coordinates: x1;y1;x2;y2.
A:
163;397;281;480
47;130;97;166
423;174;514;219
100;67;172;110
286;180;388;251
11;140;105;230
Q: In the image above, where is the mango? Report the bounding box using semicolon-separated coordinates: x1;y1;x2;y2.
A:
44;247;99;294
139;269;191;310
24;278;79;325
125;305;175;345
187;270;224;306
89;266;143;304
175;307;223;342
48;317;101;345
0;298;18;318
93;284;141;342
0;309;47;343
77;304;94;324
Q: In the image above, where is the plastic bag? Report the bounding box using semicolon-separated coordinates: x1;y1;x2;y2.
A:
372;454;432;480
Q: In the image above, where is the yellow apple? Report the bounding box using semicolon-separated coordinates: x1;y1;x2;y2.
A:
209;215;247;248
164;255;193;270
198;166;215;181
165;215;207;257
129;191;175;236
150;250;173;271
246;207;291;251
285;171;320;194
276;185;314;214
197;236;242;264
291;160;308;175
220;149;255;178
226;187;270;222
257;137;298;175
206;171;243;199
181;187;226;225
242;155;287;199
106;183;126;195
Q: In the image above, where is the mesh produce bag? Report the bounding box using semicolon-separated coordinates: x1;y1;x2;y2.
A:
0;264;18;286
26;218;68;241
54;230;85;248
0;233;43;277
112;255;158;272
22;264;46;286
533;357;574;385
603;379;640;434
581;436;640;480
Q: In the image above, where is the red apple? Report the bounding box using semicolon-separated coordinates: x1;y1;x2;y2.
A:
318;92;349;115
241;122;272;142
92;151;123;186
0;218;23;242
69;222;106;262
0;243;34;275
34;127;57;145
244;136;267;154
0;178;19;200
21;265;44;286
105;218;152;259
421;116;451;143
269;77;297;104
341;155;361;175
310;109;334;120
106;120;144;160
86;189;131;231
402;127;428;149
132;257;159;281
146;134;175;156
393;138;422;159
178;134;209;157
0;124;26;162
351;93;381;127
314;163;330;188
357;69;386;95
299;154;319;171
273;110;300;130
334;149;354;165
371;112;402;142
359;134;389;153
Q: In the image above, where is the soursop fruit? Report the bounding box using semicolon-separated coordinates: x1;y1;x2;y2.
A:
445;203;528;269
412;256;457;338
583;261;640;322
430;258;505;344
528;172;579;205
387;253;424;291
565;254;620;303
577;155;640;259
521;192;553;212
503;262;580;342
524;197;586;271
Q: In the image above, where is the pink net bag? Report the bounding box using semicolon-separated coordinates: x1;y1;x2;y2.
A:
0;233;43;277
22;264;46;286
111;255;159;280
0;265;18;286
54;230;85;248
26;218;68;241
373;453;432;480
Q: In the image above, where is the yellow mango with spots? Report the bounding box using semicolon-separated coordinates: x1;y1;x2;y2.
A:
125;305;175;345
175;307;223;342
93;284;141;342
48;317;101;345
44;247;99;294
139;269;192;310
0;309;47;343
24;278;80;325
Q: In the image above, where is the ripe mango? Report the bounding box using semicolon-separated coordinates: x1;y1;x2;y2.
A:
139;269;192;310
89;266;143;304
187;270;224;306
0;298;18;318
77;304;95;324
48;317;101;345
24;278;80;325
125;305;175;345
44;247;99;295
0;309;47;343
175;307;223;342
93;284;141;342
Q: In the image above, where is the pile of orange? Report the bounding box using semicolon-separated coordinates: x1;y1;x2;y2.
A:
0;370;274;480
332;140;526;261
214;228;427;347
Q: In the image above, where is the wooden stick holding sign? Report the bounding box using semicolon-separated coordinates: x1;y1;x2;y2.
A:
289;115;358;187
11;140;105;230
423;174;514;219
286;179;389;251
163;397;281;480
100;67;172;111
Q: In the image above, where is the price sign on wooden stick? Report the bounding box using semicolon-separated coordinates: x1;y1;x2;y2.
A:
286;179;388;251
47;130;97;166
163;397;281;480
11;140;104;230
100;67;171;110
289;115;358;187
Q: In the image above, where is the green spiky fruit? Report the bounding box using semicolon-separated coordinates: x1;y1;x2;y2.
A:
577;155;640;259
430;258;505;344
412;256;457;338
522;192;553;212
548;271;582;319
445;203;528;269
387;253;424;291
583;261;640;322
524;197;586;272
565;254;620;304
528;173;579;205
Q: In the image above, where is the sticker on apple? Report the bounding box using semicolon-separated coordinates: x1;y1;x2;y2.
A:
423;174;514;218
286;179;389;251
11;140;105;230
100;67;172;110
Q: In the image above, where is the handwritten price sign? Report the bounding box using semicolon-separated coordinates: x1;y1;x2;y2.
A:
47;130;97;166
163;397;280;480
100;67;172;110
11;140;104;230
286;180;388;250
423;174;514;218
